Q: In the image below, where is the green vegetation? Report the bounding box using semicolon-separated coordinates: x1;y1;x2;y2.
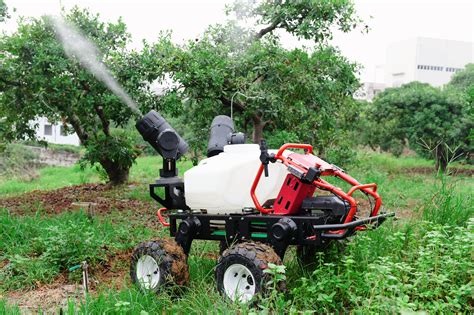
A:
0;153;472;313
0;0;367;182
364;65;473;171
20;141;83;155
0;0;8;22
0;8;156;185
0;0;472;312
143;0;362;165
0;155;194;198
291;220;473;313
0;210;159;291
0;164;98;197
0;144;39;179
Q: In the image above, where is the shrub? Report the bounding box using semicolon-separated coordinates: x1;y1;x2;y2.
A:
290;220;473;313
0;143;39;179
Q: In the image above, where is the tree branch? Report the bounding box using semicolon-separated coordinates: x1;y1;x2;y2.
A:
67;113;89;145
255;19;280;39
94;104;110;137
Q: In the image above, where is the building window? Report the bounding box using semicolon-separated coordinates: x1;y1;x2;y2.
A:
44;124;52;136
60;125;67;136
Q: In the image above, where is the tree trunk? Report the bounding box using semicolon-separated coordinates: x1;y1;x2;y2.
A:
435;145;448;173
252;117;265;144
100;158;130;185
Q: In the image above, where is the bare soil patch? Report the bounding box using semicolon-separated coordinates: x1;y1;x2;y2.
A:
5;249;133;313
0;183;154;216
6;273;82;314
405;166;474;176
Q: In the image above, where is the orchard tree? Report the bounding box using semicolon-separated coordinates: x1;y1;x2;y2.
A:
368;82;471;171
0;8;156;184
0;0;8;22
446;63;474;163
447;63;474;92
138;0;363;160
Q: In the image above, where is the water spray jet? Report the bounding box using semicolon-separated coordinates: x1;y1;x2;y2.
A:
46;15;143;117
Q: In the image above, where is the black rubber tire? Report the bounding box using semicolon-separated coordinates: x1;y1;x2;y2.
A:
215;242;285;302
219;239;242;255
219;240;228;255
130;238;189;292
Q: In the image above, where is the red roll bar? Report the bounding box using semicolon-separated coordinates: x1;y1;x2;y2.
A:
250;143;382;224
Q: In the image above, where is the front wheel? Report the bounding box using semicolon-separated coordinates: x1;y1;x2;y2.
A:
130;238;189;292
215;242;285;303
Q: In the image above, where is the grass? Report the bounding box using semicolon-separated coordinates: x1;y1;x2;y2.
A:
290;219;473;313
0;156;194;198
0;209;161;291
0;164;99;197
0;151;473;313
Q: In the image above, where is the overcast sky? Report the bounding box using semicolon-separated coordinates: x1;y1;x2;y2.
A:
1;0;473;82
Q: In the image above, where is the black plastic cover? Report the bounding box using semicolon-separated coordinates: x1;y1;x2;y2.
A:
136;110;188;159
301;196;349;217
207;115;235;157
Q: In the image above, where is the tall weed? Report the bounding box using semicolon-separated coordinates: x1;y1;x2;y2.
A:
421;176;473;226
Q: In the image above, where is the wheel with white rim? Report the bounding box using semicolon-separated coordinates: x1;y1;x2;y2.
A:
135;254;161;289
130;238;189;292
215;242;285;303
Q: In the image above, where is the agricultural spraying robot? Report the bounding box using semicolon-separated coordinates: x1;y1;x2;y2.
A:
131;110;394;302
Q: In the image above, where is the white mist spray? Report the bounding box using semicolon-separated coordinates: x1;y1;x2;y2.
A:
46;16;142;117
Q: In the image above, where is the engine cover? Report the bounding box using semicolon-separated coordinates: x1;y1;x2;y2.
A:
301;196;349;217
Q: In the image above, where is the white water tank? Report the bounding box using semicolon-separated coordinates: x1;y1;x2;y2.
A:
184;144;288;214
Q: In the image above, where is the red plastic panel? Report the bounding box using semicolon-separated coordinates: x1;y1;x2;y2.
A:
273;174;316;215
288;153;334;172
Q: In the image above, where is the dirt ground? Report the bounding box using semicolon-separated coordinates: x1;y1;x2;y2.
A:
406;166;474;176
0;184;158;312
3;249;133;314
0;183;154;216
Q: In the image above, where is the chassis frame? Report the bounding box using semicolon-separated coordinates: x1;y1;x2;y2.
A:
168;211;394;259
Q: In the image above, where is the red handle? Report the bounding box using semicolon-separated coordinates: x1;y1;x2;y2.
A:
275;143;313;158
348;183;377;196
157;207;170;227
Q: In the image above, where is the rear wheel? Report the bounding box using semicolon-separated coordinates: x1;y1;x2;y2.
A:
130;238;189;292
215;242;285;303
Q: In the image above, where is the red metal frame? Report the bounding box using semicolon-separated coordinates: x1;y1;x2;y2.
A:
250;143;382;226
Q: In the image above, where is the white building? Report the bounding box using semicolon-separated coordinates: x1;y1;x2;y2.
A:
385;37;474;87
34;117;81;146
354;82;386;101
